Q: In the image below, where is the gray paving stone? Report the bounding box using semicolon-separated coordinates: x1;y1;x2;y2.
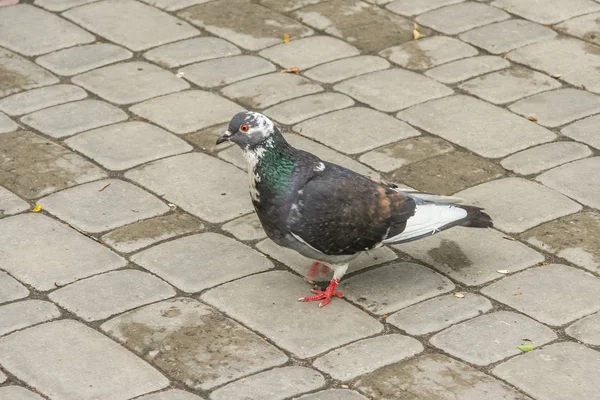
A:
0;131;107;199
0;187;28;217
455;177;582;233
0;300;61;336
259;0;323;12
33;0;97;11
0;386;45;400
0;320;169;400
460;20;557;54
431;311;557;366
0;214;126;291
0;48;59;98
102;213;203;253
356;353;531;400
72;61;190;105
222;73;323;109
0;271;28;305
567;312;600;346
501;141;592;175
201;271;383;358
387;293;493;335
538;157;600;209
483;264;600;326
0;370;6;383
264;93;354;125
0;112;17;134
416;2;509;35
36;43;132;76
102;298;287;390
492;0;600;24
304;55;390;84
386;0;464;16
397;227;544;286
556;12;600;47
217;145;249;170
398;95;556;158
222;213;267;241
508;38;600;94
21;99;127;139
510;89;600;128
335;69;453;113
49;270;176;321
0;4;94;57
562;114;600;150
136;389;204;400
64;0;199;52
381;36;478;70
459;67;561;105
297;389;368;400
180;56;275;88
126;153;253;223
139;0;212;11
313;334;424;381
493;342;600;400
210;366;325;400
144;37;241;69
294;107;420;154
132;233;273;292
179;0;313;51
0;84;86;116
424;55;509;84
184;123;233;154
260;36;359;70
66;121;192;171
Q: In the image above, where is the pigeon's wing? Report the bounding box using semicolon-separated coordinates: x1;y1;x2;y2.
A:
286;164;416;256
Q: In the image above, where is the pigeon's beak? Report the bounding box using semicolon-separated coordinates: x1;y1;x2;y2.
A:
216;130;232;145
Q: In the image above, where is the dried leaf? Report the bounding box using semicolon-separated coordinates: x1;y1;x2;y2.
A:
497;269;509;274
383;314;388;318
168;203;177;211
413;23;424;40
518;344;534;352
31;204;42;213
513;291;523;296
281;67;300;74
527;115;537;122
453;292;466;298
283;33;290;43
551;74;562;79
536;261;549;266
176;71;185;78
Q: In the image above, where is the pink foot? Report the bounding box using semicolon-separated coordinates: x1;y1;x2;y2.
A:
299;279;343;308
305;262;332;283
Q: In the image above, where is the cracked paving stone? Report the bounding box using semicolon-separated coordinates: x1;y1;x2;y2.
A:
566;312;600;346
101;298;287;390
0;320;169;400
201;271;383;358
356;353;532;400
482;264;600;326
33;0;98;11
39;179;169;234
125;153;253;223
509;88;600;128
390;151;505;195
72;61;189;105
455;177;582;233
0;4;94;57
179;0;313;51
522;211;600;273
144;37;241;69
36;43;133;76
0;112;17;134
211;366;325;400
0;186;28;217
380;36;478;71
556;12;600;47
0;48;59;98
21;99;127;139
264;93;354;125
222;213;267;241
0;214;126;291
132;233;273;293
492;0;600;24
221;73;322;109
0;386;45;400
0;130;107;199
459;67;562;105
425;55;509;84
49;270;175;322
66;121;193;171
0;84;87;116
313;334;424;381
179;55;275;88
259;0;322;12
398;95;556;158
304;55;390;84
385;0;464;16
102;213;204;253
493;342;600;400
562;115;600;150
0;300;61;336
460;20;557;54
335;69;453;113
538;157;600;209
297;389;368;400
341;262;455;314
0;271;28;305
64;0;199;52
387;293;493;335
294;0;424;53
136;389;204;400
416;2;509;35
430;311;557;365
294;107;420;154
501;141;592;175
139;0;212;11
397;227;544;286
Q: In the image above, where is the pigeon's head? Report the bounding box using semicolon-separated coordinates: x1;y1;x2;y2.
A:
217;111;277;148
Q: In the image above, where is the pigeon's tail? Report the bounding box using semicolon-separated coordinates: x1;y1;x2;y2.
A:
458;205;493;228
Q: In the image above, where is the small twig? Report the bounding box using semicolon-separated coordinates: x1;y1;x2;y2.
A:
66;223;103;243
98;183;111;192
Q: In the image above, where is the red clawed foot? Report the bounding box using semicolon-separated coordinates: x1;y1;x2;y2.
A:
299;278;343;308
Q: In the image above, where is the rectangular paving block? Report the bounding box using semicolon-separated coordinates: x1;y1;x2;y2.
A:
556;12;600;47
492;0;600;24
303;55;390;85
33;0;97;11
501;142;592;175
296;389;368;400
0;84;87;116
259;36;359;69
0;320;169;400
538;157;600;209
222;213;266;241
566;311;600;346
0;186;28;217
179;55;275;88
424;55;509;84
264;93;354;125
562;114;600;150
0;48;59;98
0;386;45;400
36;43;133;76
0;300;61;336
0;271;28;305
386;0;464;16
0;111;17;134
416;2;509;35
380;36;477;70
135;389;204;400
139;0;212;11
144;37;241;68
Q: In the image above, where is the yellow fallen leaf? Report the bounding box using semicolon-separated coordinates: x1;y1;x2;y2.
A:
31;204;42;213
281;67;300;74
413;23;424;40
283;33;290;43
527;115;537;122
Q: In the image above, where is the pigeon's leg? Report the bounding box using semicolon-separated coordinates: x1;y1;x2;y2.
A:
299;264;348;308
305;261;322;283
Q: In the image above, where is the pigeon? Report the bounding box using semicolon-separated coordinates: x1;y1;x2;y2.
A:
217;111;493;307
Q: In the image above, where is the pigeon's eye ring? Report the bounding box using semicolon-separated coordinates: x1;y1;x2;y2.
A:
240;124;249;133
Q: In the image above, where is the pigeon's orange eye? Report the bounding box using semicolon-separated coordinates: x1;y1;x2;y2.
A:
240;124;249;133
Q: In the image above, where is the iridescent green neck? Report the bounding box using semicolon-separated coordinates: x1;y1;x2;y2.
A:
253;135;296;197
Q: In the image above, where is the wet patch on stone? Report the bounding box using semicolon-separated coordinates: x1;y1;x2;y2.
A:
0;48;58;98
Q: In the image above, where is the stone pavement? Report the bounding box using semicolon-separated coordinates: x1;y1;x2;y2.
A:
1;0;600;398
